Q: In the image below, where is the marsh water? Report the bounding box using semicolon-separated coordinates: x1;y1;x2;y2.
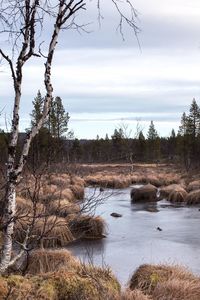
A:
67;186;200;285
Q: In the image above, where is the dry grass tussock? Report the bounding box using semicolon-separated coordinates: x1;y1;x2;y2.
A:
85;166;181;189
121;289;152;300
159;184;186;200
48;199;80;217
16;196;33;211
17;173;85;203
69;183;84;200
131;184;157;202
187;180;200;192
86;173;132;188
48;173;71;187
26;249;79;275
70;215;106;239
131;173;180;187
168;188;188;203
152;278;200;300
0;264;120;300
186;189;200;205
14;215;74;247
129;264;197;295
40;186;75;203
16;196;45;216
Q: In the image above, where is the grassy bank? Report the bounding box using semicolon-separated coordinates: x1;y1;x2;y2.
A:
1;249;200;299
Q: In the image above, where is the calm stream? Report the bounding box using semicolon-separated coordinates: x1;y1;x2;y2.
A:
67;186;200;285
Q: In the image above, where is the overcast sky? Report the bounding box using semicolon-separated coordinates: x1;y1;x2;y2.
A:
1;0;200;138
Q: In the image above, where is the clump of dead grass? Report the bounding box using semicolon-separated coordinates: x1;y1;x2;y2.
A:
69;184;84;200
168;188;188;203
26;249;79;275
187;180;200;192
16;196;45;216
48;173;71;187
129;264;196;295
15;215;74;247
186;189;200;205
70;215;106;239
131;184;157;202
0;264;120;300
159;184;185;200
121;289;152;300
153;278;200;300
48;199;80;217
86;173;132;188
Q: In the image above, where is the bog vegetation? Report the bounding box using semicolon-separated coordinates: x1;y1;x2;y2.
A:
1;1;200;299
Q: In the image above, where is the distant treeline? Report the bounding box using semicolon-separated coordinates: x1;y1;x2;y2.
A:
1;95;200;170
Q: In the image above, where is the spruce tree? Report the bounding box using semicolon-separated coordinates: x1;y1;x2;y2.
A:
147;121;158;140
178;112;188;136
147;121;160;161
136;130;146;161
187;98;200;138
30;90;44;127
50;96;70;139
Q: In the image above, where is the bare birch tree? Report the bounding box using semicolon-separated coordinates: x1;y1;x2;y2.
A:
0;0;138;273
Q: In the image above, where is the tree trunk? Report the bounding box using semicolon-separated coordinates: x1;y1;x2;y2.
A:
0;181;16;273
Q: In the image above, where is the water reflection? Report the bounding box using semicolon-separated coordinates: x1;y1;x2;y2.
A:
131;201;159;213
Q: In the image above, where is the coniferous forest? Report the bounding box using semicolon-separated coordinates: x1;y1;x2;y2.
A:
1;94;200;170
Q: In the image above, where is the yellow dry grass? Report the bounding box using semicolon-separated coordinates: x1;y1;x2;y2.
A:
0;264;120;300
16;196;32;211
188;180;200;192
15;215;74;247
86;173;132;188
39;184;58;202
70;215;106;239
153;278;200;300
168;188;188;203
186;189;200;205
69;184;84;199
48;199;80;217
16;196;45;216
159;184;185;200
26;249;79;275
48;174;71;187
129;264;196;295
121;289;152;300
85;167;181;189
